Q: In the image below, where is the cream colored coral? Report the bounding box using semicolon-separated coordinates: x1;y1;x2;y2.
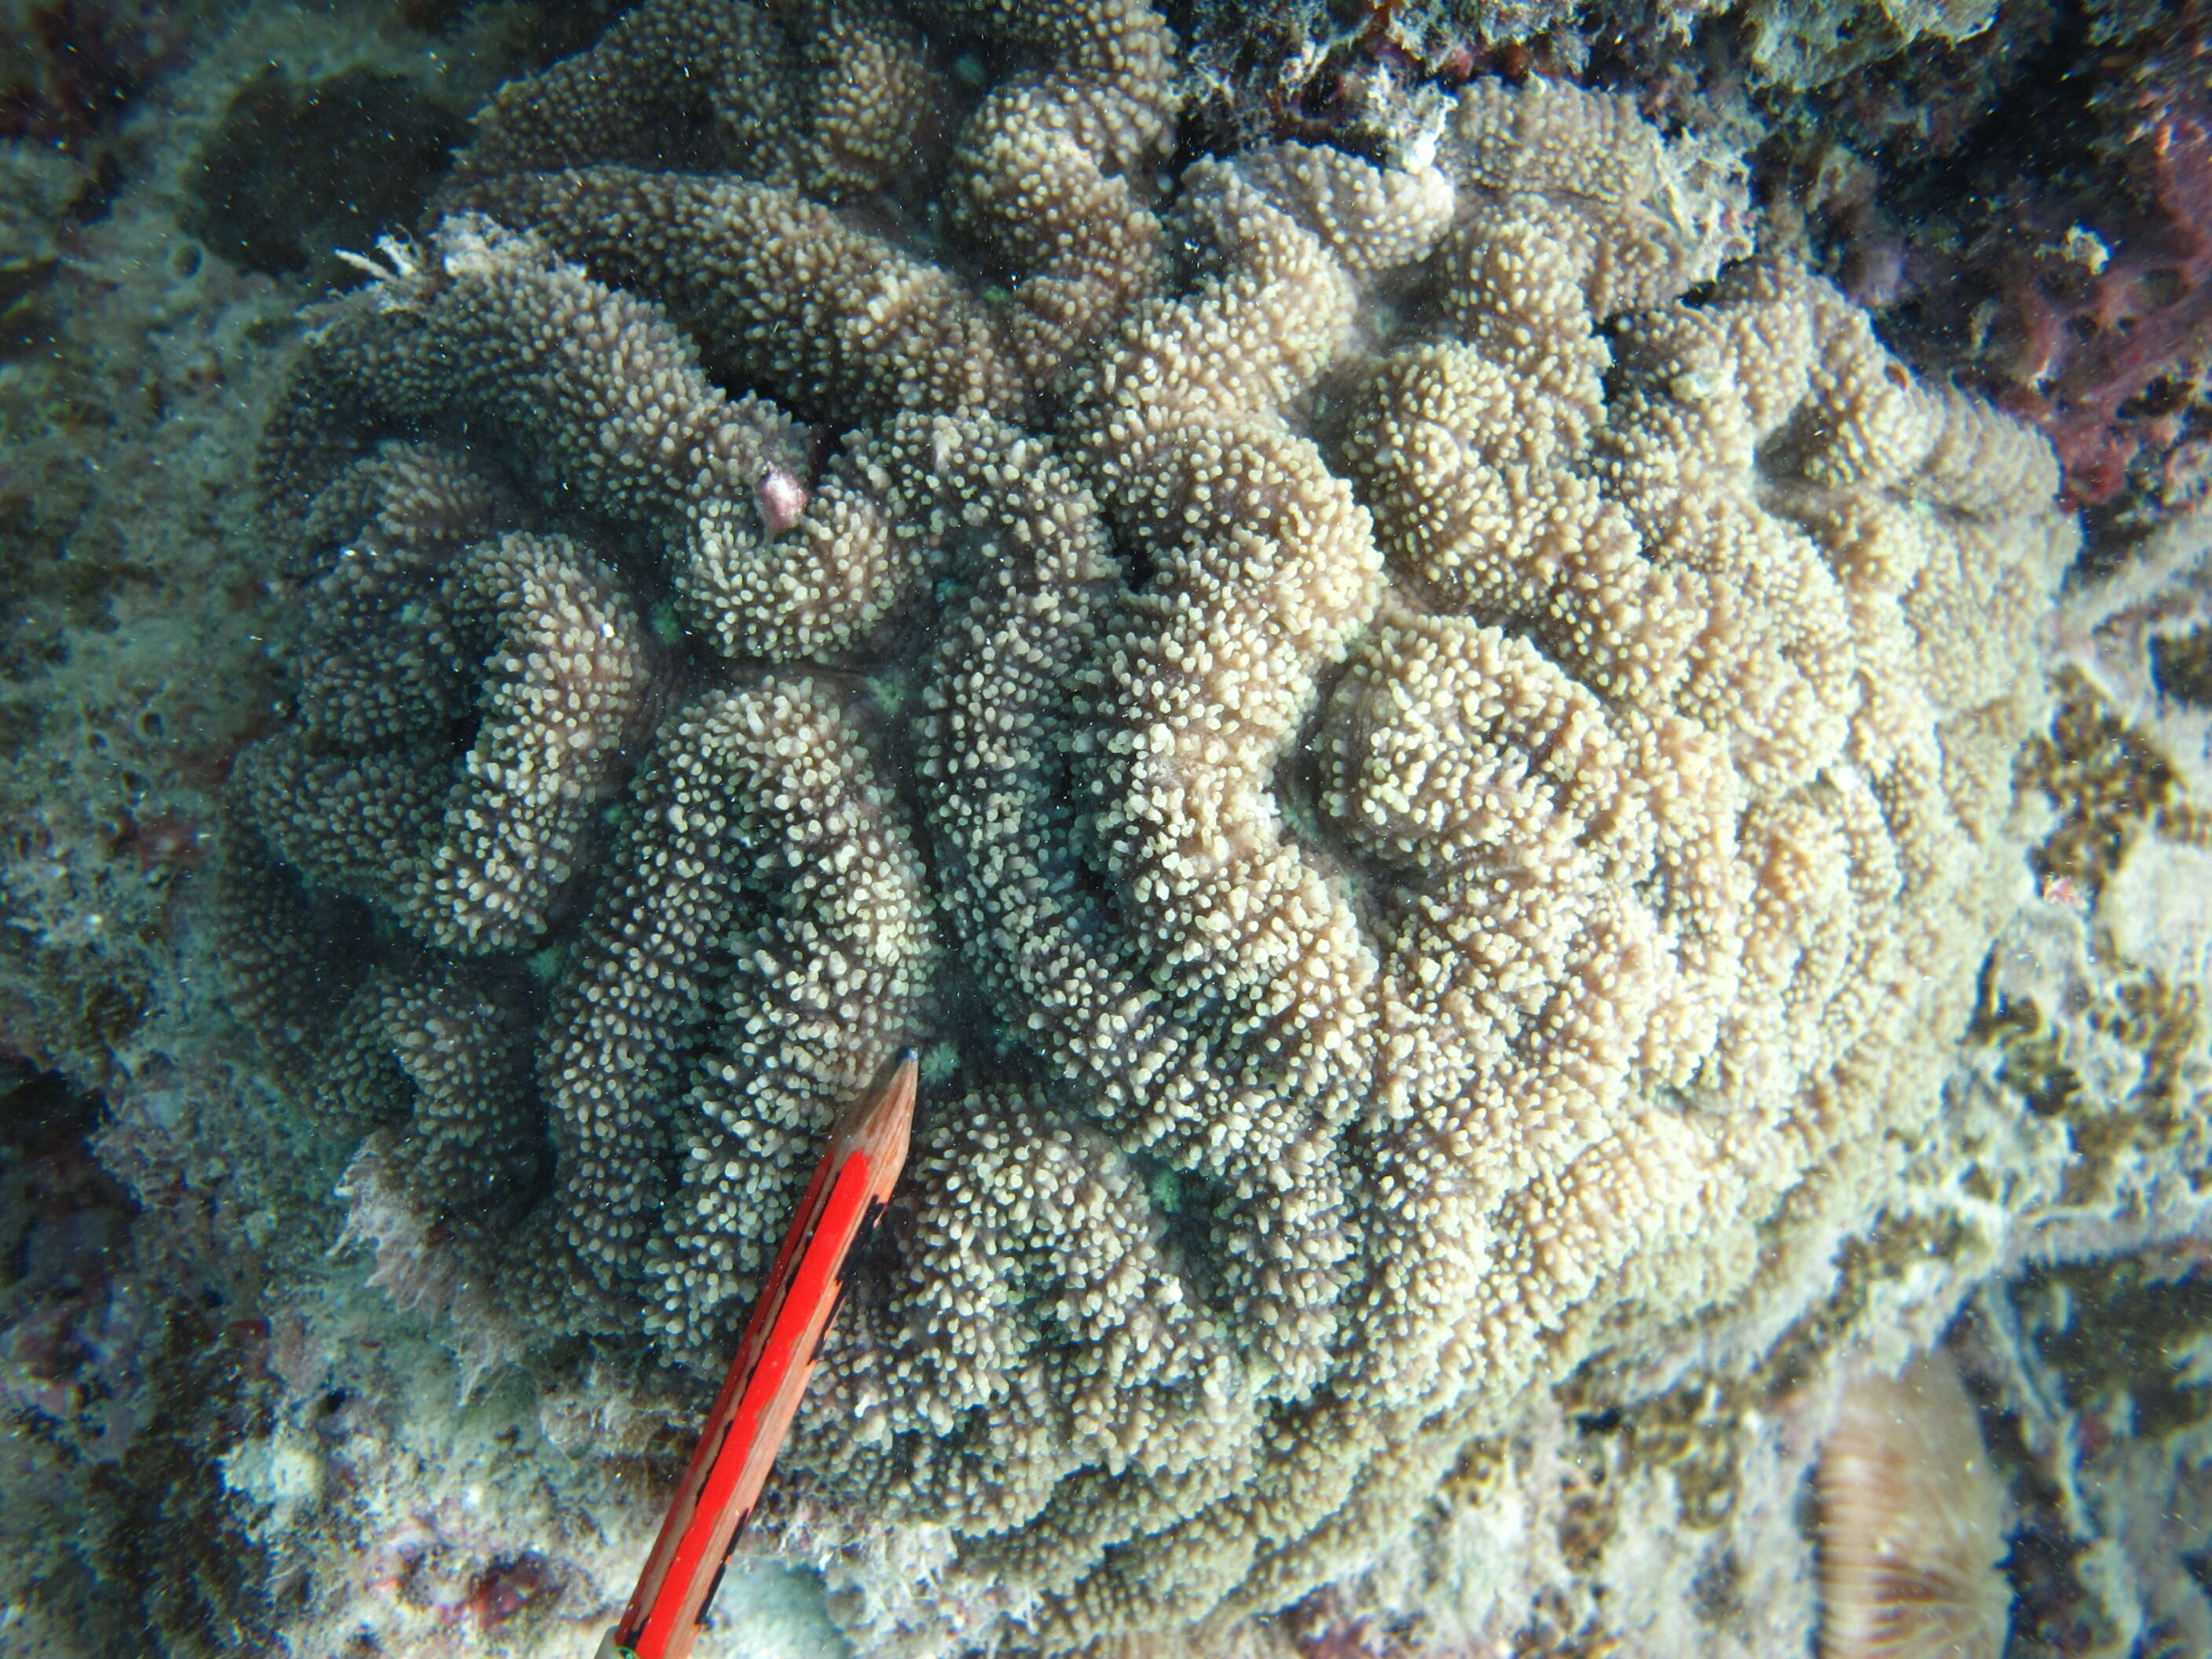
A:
445;0;1174;420
244;467;655;954
640;676;939;1361
891;84;2067;1641
1053;144;1454;1394
509;672;939;1351
450;0;939;203
333;957;541;1217
928;0;1174;383
448;170;1036;420
231;30;2080;1654
814;1086;1251;1538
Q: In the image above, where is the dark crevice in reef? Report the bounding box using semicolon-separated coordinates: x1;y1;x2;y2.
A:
2;1062;277;1655
2;1060;126;1289
183;67;467;280
2150;625;2212;709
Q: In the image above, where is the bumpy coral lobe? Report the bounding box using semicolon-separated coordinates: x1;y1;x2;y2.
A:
228;2;2076;1650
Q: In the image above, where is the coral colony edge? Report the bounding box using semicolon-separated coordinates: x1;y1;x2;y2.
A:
0;0;2209;1656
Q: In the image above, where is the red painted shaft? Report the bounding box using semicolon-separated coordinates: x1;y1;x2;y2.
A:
605;1052;917;1659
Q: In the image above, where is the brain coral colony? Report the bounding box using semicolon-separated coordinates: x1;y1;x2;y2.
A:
217;0;2078;1650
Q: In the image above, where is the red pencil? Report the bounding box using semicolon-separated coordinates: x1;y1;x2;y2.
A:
597;1051;918;1659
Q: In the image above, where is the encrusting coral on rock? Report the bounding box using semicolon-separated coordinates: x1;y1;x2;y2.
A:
219;0;2081;1648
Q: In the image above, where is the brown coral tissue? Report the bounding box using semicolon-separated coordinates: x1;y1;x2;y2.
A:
218;0;2079;1648
1818;1353;2012;1659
